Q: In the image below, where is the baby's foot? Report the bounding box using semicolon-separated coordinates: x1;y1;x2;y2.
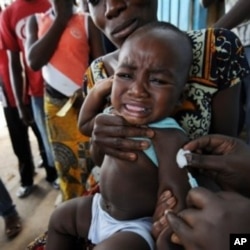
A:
152;190;176;239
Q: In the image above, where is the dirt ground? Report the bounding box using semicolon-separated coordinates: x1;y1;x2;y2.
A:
0;105;59;250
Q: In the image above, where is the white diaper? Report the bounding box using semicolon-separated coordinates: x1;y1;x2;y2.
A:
88;193;155;250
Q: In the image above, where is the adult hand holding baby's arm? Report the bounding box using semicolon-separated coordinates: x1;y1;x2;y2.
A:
91;113;154;161
183;134;250;197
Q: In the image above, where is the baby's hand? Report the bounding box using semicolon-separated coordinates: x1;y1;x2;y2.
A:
95;76;113;99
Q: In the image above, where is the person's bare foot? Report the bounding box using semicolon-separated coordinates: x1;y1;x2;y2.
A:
152;190;176;239
4;213;22;238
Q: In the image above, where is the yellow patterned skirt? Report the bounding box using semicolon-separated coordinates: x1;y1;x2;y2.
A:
44;92;92;201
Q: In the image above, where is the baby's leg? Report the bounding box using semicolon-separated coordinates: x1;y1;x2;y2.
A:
94;231;151;250
46;195;93;250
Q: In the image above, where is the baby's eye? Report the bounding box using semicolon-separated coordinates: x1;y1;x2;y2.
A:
116;73;132;80
149;78;166;85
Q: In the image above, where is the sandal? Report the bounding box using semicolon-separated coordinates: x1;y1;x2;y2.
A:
4;213;22;238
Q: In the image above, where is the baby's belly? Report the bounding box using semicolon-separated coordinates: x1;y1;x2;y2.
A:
100;154;158;220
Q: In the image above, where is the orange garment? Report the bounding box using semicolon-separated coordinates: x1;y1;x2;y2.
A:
37;9;90;96
36;9;91;201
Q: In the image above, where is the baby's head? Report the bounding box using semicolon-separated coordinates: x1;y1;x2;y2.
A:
111;21;193;125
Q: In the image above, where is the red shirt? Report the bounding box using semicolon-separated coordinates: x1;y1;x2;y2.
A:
0;0;51;97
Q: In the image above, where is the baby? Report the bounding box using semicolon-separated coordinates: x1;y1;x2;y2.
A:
46;21;193;250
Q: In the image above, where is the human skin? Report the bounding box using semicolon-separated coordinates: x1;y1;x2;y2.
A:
183;134;250;197
166;188;250;250
25;0;104;109
26;0;103;70
81;24;193;219
26;0;75;70
152;134;250;248
200;0;250;29
47;24;193;250
79;0;242;162
85;0;158;48
98;26;192;220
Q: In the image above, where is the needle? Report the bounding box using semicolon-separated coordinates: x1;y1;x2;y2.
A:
176;149;199;188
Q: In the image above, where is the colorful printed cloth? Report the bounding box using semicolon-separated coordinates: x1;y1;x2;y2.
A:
44;92;94;201
84;28;250;140
26;231;48;250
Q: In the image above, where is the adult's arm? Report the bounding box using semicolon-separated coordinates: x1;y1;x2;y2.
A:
200;0;250;29
213;0;250;29
25;2;73;70
8;51;33;125
210;83;241;136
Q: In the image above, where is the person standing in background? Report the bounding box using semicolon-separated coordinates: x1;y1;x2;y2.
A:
25;0;104;201
0;0;58;198
0;6;39;199
0;48;37;198
0;178;22;238
200;0;250;144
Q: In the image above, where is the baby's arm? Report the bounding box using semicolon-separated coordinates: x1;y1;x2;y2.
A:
154;129;190;210
152;129;190;250
78;77;113;136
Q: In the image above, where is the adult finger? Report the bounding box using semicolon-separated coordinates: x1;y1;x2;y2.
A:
185;187;219;209
94;114;154;139
93;135;150;157
184;153;227;172
183;134;235;154
216;190;248;201
166;211;193;247
100;146;138;161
